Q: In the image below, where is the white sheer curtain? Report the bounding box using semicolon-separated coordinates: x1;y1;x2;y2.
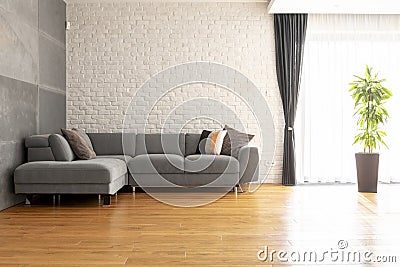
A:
296;14;400;184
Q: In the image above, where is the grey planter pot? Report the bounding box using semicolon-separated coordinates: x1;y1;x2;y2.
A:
355;153;379;193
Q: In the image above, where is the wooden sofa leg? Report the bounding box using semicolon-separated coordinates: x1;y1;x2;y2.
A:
103;195;111;206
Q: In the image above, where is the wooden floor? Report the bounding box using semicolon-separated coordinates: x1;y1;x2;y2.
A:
0;184;399;266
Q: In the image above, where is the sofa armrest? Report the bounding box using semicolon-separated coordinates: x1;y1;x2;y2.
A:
238;146;259;184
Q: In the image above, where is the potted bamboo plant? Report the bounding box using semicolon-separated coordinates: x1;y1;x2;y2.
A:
349;65;392;193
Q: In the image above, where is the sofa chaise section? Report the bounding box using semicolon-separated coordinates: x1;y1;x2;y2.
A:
14;159;127;196
14;134;133;205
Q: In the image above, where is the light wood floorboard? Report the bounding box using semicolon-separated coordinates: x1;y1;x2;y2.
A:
0;184;399;266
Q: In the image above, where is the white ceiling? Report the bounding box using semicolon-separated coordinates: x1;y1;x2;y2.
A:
66;0;269;3
268;0;400;14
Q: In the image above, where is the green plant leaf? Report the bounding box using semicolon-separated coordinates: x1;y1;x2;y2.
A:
349;65;392;153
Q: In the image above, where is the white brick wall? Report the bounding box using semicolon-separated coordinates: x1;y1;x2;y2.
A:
66;1;284;184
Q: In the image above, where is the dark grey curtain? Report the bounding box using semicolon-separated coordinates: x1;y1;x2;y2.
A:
274;14;308;185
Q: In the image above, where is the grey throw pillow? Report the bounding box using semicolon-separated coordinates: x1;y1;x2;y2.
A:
61;129;96;160
49;134;76;161
220;125;254;157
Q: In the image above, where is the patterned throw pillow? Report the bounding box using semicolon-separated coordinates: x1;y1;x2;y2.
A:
196;130;212;154
204;130;227;155
61;129;96;160
220;125;254;157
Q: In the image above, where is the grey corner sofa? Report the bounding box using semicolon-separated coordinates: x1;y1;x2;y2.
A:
14;133;259;205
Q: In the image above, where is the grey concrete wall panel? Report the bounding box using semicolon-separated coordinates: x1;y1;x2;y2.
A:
0;142;26;211
39;0;66;44
0;0;66;211
0;1;39;84
39;35;66;91
39;89;66;134
0;0;38;27
0;75;38;142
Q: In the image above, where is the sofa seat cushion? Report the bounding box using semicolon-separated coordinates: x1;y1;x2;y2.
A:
14;158;127;184
185;155;239;174
128;154;184;174
95;155;133;162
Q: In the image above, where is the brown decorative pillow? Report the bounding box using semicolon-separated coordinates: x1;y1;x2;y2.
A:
220;125;254;157
72;128;94;151
61;128;96;160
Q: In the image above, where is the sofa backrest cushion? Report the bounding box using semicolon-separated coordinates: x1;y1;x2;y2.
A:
25;134;51;148
87;133;136;157
185;133;201;156
49;134;76;161
135;133;185;156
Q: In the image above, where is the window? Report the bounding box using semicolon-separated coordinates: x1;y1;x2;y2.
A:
296;14;400;184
